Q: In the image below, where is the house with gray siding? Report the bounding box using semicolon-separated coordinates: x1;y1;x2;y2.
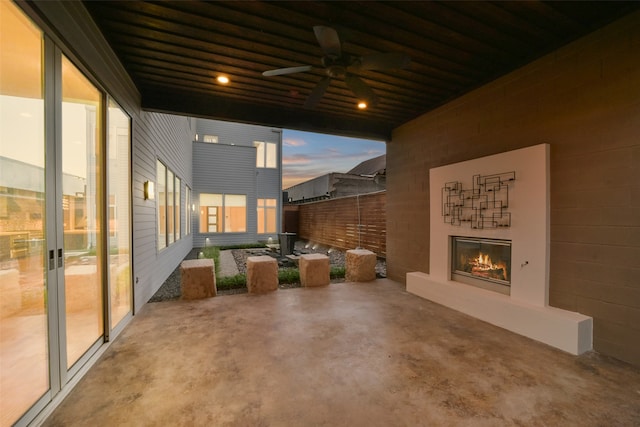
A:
192;119;283;247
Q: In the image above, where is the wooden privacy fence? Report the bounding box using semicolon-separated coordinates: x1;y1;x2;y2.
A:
297;191;386;258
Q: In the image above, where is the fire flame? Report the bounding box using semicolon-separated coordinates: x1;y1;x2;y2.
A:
474;252;496;270
471;252;509;281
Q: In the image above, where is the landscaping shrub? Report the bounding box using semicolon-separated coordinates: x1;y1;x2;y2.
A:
217;274;247;290
201;246;221;276
330;266;346;279
278;268;300;284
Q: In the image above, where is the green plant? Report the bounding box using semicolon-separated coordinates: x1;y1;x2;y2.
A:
201;246;221;276
217;274;247;290
278;268;300;284
201;246;219;259
330;266;346;279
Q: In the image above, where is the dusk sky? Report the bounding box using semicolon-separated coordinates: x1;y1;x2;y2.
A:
282;129;386;189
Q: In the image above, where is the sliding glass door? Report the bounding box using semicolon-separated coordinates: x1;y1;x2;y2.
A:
107;100;132;330
0;3;49;425
0;2;133;425
60;54;104;370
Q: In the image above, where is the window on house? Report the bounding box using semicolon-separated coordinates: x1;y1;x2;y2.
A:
199;193;246;233
167;169;174;245
157;160;182;249
254;141;277;168
203;134;218;143
157;160;166;250
185;186;191;235
257;198;277;234
175;177;181;240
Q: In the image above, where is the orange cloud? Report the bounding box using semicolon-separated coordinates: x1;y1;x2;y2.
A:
283;137;307;147
282;154;311;165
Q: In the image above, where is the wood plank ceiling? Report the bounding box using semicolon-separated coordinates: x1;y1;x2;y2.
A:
82;1;639;140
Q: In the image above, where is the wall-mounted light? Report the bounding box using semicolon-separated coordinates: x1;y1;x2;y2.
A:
217;75;230;85
144;180;155;200
357;101;367;110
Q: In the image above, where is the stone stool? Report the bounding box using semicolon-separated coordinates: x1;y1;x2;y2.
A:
299;253;330;287
181;258;216;299
346;249;377;282
246;255;278;293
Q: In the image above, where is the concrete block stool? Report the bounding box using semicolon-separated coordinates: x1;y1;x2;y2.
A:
181;259;216;299
346;249;377;282
246;255;278;293
300;253;330;287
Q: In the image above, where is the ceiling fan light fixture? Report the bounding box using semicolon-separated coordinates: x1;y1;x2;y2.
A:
262;25;408;109
217;75;230;84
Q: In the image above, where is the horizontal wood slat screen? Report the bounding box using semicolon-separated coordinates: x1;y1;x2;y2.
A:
297;191;386;258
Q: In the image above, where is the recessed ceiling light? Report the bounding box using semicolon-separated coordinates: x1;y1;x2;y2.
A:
357;102;367;109
217;75;230;84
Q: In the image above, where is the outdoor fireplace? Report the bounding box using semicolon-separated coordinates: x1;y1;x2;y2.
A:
409;145;592;355
451;237;511;294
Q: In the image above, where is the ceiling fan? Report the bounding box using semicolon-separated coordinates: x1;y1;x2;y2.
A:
262;26;410;109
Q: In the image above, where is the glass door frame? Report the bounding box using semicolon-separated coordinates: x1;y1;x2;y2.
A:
8;3;134;423
105;97;134;339
54;44;105;386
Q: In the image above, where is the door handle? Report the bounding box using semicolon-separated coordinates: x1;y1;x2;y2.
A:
57;248;63;268
49;250;55;270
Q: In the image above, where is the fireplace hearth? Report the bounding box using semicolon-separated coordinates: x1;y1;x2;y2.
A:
451;237;511;294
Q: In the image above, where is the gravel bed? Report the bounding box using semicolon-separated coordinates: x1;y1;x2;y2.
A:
149;242;386;302
232;241;386;277
148;248;200;302
232;242;345;274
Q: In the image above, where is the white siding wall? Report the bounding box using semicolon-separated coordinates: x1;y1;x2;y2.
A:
133;112;193;310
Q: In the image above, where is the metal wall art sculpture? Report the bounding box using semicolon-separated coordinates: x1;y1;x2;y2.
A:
442;171;515;229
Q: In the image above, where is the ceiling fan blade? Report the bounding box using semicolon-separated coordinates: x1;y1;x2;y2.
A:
304;76;332;109
356;52;410;71
313;26;341;57
344;74;378;105
262;65;313;77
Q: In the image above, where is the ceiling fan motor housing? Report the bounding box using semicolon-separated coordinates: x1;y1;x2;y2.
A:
322;54;351;77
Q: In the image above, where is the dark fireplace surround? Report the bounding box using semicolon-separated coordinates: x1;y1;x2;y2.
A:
451;236;511;295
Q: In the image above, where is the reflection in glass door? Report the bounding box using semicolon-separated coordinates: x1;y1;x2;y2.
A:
0;2;49;426
107;100;132;328
61;56;104;369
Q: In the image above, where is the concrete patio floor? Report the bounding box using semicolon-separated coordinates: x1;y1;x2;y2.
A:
43;279;640;426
